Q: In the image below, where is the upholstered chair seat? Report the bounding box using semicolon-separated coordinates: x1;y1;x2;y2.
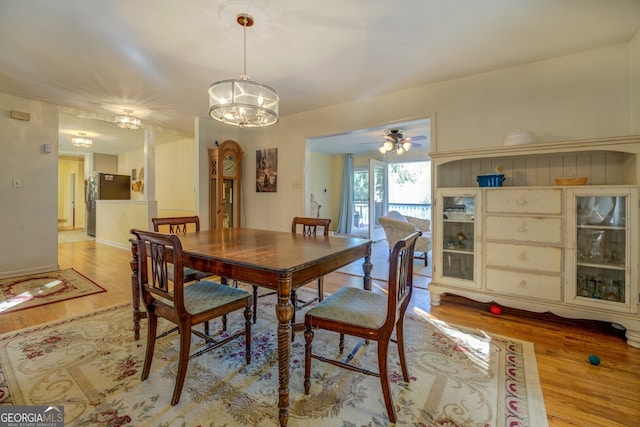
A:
304;231;420;423
304;287;387;329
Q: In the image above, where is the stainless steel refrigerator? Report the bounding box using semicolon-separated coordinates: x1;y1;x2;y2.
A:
86;172;131;236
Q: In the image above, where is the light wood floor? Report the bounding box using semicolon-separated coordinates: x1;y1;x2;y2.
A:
2;241;639;426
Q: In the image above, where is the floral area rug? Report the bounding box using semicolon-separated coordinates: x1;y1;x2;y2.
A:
0;290;546;426
0;269;106;314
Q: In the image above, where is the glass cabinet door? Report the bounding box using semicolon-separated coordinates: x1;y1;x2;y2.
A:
569;189;637;312
437;191;478;284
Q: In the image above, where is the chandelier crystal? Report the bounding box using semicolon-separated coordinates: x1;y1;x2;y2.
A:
115;109;142;130
71;132;93;148
209;14;279;128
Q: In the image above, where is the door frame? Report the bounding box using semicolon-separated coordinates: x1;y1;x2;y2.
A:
368;159;388;241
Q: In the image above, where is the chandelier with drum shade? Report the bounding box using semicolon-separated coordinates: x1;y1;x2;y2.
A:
208;13;279;128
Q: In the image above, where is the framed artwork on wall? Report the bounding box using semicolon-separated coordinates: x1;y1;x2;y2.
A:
132;167;144;193
256;148;277;192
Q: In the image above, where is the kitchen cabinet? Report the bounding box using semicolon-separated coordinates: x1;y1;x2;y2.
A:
429;135;640;347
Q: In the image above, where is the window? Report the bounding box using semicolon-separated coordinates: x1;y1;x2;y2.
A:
353;168;369;230
388;161;431;220
352;160;431;235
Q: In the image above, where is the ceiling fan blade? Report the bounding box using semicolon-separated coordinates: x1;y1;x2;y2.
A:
405;135;428;141
361;141;422;148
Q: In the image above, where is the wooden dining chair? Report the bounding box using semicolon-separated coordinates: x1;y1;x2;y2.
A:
152;216;210;283
131;229;253;406
303;231;420;423
290;216;331;325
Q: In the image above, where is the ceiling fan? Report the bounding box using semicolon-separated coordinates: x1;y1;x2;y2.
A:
374;129;426;155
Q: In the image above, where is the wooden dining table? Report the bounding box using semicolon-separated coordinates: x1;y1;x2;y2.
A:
129;227;372;426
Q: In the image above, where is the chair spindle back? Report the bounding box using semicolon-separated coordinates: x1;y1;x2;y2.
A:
291;217;331;237
152;216;200;235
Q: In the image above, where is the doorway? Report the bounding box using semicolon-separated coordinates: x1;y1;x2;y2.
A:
306;116;432;237
57;156;87;231
351;159;431;239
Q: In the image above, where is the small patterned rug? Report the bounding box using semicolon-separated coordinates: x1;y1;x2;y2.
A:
0;292;547;426
0;269;106;314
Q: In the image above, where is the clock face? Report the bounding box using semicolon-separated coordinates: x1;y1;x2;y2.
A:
223;156;237;177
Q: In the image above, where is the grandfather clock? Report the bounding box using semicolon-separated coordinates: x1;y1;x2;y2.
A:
209;140;243;229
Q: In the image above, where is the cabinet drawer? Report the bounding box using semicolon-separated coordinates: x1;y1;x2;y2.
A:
486;189;562;214
485;268;562;301
485;216;563;244
485;242;562;273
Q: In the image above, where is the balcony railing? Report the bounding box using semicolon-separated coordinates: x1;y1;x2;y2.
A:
353;202;431;229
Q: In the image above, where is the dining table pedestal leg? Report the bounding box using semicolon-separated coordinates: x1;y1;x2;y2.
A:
276;274;294;426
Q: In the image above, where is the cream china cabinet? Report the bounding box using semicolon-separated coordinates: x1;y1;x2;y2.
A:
484;188;565;303
433;189;481;288
429;135;640;347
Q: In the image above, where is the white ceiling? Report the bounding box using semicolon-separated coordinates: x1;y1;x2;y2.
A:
1;0;639;155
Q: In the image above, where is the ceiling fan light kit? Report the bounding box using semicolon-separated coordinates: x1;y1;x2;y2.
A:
379;129;412;155
115;109;142;130
209;13;279;128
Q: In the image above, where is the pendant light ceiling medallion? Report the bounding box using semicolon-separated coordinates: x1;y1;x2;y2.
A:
71;132;93;148
208;13;279;128
115;109;142;130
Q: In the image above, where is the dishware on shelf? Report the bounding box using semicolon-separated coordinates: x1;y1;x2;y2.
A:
581;196;620;225
476;173;505;187
504;129;536;146
555;176;588;186
446;211;469;220
577;275;591;297
604;279;622;302
585;229;606;262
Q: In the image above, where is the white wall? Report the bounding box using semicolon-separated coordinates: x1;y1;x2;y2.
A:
630;29;640;134
308;151;333;222
155;138;199;213
0;94;59;277
95;200;157;249
1;35;639;276
118;137;198;210
206;40;638;233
